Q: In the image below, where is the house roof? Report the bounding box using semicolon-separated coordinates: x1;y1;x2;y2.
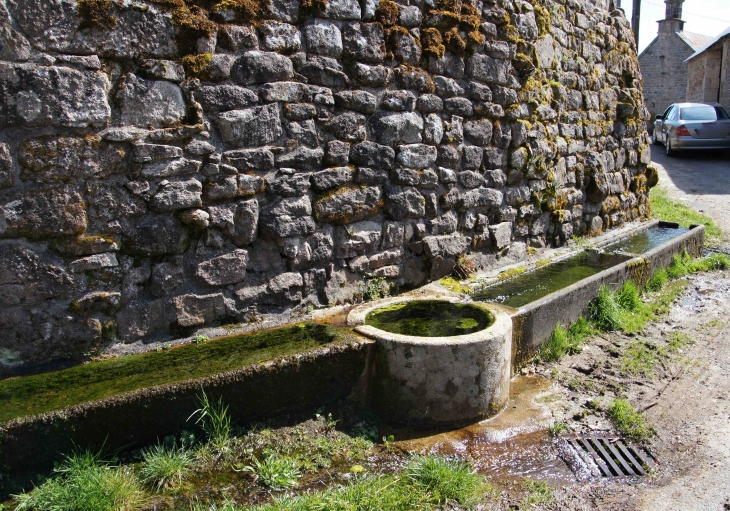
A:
677;31;715;52
685;26;730;62
639;30;713;59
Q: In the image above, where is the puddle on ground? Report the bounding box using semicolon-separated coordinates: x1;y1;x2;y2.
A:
384;376;577;485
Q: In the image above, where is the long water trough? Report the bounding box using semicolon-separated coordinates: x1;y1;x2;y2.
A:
0;220;705;495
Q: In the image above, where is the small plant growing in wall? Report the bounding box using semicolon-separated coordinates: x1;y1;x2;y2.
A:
364;276;392;302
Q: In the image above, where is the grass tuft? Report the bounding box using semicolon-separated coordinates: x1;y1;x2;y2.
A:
621;342;659;377
188;389;232;454
139;440;195;490
589;284;623;331
547;420;567;437
521;478;553;507
404;455;491;507
646;268;668;291
13;448;144;511
248;455;492;510
608;399;655;443
540;318;595;362
616;280;642;312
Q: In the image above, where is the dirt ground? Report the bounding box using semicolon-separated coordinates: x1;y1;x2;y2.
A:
534;270;730;510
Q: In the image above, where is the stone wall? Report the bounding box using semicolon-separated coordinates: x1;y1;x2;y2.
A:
722;38;730;111
0;0;654;366
686;47;722;104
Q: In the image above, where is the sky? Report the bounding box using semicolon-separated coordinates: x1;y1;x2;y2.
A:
620;0;730;54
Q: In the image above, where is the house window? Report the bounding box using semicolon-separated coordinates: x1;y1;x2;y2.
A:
668;6;682;19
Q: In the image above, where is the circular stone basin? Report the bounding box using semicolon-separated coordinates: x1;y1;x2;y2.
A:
365;300;494;337
348;297;512;428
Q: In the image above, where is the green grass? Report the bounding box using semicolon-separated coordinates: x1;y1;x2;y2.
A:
13;449;145;511
404;455;490;507
520;479;553;507
540;318;595;362
621;342;659;377
247;455;493;511
139;440;195;490
608;399;655;443
188;389;232;453
547;420;567;437
616;281;642;312
589;284;623;331
650;187;724;246
0;323;343;422
667;251;729;279
664;332;694;354
646;268;668;291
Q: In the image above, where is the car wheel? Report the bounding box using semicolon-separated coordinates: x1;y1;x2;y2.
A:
665;137;675;157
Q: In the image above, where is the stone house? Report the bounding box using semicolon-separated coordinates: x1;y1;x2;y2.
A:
685;26;730;111
638;0;713;121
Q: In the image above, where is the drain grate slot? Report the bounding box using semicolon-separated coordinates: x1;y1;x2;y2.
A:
568;437;653;477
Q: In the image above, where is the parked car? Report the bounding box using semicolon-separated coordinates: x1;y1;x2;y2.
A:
652;102;730;156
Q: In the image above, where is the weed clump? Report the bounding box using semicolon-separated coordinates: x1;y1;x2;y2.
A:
668;251;729;278
521;478;553;507
251;455;492;510
363;276;392;301
243;453;301;491
13;448;144;511
547;420;566;437
608;398;655;442
621;341;658;377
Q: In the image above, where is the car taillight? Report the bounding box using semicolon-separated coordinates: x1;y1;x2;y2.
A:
676;126;691;136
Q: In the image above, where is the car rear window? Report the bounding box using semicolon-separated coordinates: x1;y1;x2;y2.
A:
679;106;719;121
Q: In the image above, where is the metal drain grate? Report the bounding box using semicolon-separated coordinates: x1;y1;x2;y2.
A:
567;437;654;477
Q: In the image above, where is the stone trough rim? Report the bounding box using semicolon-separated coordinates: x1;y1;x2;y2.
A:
348;295;512;346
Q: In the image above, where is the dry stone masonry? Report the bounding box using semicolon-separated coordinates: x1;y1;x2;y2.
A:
0;0;656;365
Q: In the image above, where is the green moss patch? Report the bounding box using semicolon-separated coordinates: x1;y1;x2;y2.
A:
77;0;117;29
0;323;343;423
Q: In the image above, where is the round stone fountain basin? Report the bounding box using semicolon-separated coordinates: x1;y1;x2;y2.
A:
348;297;512;428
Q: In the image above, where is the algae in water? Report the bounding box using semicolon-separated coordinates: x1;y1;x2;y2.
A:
0;323;343;422
365;301;493;337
